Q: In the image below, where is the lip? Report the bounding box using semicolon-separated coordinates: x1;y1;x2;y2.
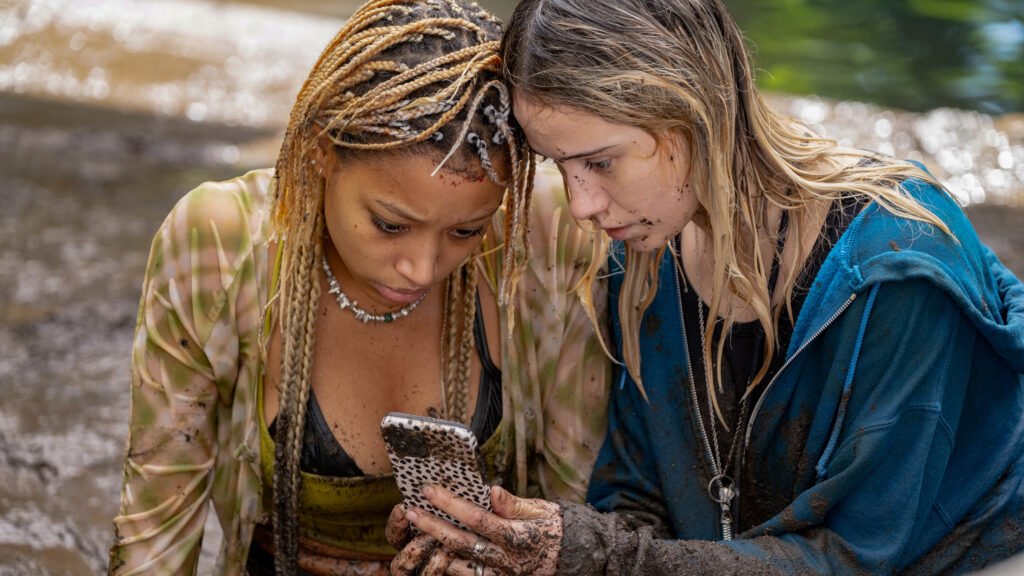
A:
376;283;430;305
601;224;633;241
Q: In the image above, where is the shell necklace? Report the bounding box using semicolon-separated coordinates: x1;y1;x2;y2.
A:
321;254;429;323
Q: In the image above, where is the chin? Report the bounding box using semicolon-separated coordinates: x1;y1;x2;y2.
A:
624;233;669;253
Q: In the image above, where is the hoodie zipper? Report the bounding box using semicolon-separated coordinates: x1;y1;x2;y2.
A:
674;257;858;538
741;292;859;463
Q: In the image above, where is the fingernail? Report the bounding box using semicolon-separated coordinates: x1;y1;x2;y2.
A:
422;485;435;498
406;510;418;522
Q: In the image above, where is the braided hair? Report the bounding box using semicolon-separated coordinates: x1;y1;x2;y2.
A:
268;1;531;573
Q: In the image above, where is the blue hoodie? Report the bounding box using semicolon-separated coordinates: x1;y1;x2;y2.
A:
576;178;1024;575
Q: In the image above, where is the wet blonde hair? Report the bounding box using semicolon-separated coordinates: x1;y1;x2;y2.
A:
502;0;948;417
269;0;532;572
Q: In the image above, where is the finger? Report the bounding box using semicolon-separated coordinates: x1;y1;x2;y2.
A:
490;486;560;520
389;533;437;576
407;504;512;565
405;507;506;566
445;557;493;576
420;485;510;544
405;506;477;552
421;546;453;576
386;503;411;547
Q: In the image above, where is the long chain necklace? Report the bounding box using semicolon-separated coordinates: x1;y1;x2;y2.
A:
321;253;429;323
695;301;752;541
680;210;789;540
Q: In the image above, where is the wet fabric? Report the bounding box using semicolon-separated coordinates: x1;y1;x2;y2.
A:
679;194;867;521
577;172;1024;574
108;164;611;575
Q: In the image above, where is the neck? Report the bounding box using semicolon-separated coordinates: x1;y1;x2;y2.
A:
682;198;827;322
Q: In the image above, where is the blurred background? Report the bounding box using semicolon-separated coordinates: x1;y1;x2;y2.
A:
0;0;1021;573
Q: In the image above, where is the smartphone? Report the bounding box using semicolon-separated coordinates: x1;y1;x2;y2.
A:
380;412;492;529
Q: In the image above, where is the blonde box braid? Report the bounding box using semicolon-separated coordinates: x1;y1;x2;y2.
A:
266;1;532;573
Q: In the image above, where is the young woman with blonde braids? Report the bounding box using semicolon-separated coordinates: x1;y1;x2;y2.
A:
391;0;1024;574
106;1;610;574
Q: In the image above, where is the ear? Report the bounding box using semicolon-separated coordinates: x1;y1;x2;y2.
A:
309;126;336;176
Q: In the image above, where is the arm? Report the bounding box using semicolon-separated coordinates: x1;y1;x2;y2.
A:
109;186;253;575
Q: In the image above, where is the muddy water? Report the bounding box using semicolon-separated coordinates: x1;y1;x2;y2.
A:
0;92;274;574
0;1;1022;575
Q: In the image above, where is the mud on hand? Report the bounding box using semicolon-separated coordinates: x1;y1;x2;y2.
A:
398;484;562;576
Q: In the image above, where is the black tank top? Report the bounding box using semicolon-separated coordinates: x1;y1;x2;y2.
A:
679;193;868;530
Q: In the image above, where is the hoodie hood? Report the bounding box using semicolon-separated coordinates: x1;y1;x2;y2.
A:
791;175;1024;373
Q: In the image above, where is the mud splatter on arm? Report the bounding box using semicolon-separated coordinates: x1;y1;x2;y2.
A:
558;503;782;575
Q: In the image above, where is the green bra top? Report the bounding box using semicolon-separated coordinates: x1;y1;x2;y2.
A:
256;377;403;558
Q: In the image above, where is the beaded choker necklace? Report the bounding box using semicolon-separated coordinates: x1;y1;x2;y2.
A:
321;254;429;323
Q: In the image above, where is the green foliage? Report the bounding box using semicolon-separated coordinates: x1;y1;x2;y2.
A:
724;0;1023;113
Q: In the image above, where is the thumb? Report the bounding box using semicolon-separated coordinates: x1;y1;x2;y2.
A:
490;486;556;520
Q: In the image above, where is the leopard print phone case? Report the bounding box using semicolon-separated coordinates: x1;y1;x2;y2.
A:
381;412;492;529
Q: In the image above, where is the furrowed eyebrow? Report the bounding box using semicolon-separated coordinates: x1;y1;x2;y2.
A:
375;200;496;225
554;144;616;162
458;205;498;224
375;199;425;223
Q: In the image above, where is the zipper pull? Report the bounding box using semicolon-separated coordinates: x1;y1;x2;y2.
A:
710;475;736;541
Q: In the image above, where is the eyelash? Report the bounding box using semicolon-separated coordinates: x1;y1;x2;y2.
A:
372;216;407;235
372;216;485;240
584;159;612;172
453;227;487;239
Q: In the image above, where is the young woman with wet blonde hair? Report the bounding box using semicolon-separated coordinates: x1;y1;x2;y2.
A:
107;1;609;574
391;0;1024;574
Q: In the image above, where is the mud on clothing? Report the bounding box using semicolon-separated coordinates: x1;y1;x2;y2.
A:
565;173;1024;575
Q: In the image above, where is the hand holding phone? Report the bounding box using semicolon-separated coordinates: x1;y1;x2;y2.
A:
381;412;492;529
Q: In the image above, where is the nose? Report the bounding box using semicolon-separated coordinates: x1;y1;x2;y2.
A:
395;239;440;288
564;170;609;222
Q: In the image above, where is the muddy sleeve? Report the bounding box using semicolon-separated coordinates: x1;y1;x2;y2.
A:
109;185;251;575
558;502;783;575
